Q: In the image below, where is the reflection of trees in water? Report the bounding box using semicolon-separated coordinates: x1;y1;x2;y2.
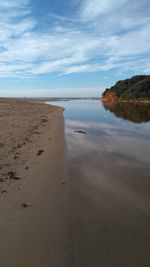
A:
102;102;150;123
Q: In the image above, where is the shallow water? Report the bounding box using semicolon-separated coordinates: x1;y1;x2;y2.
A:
49;100;150;267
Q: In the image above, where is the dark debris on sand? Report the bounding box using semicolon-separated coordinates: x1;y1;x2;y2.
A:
21;203;32;208
1;190;7;194
37;150;44;156
7;171;21;180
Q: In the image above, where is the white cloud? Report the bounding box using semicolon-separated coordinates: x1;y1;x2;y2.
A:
81;0;126;19
0;0;149;78
0;0;29;9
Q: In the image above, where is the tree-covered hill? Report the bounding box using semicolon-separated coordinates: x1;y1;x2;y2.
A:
102;75;150;102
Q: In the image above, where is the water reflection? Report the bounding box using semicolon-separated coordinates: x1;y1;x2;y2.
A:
48;100;150;267
102;101;150;123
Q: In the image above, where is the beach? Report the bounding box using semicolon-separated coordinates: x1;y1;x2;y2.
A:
1;99;150;267
0;99;73;267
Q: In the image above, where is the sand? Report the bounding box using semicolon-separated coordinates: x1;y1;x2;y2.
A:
1;99;150;267
0;99;74;267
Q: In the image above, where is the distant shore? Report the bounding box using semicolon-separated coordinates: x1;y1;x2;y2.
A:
0;99;73;267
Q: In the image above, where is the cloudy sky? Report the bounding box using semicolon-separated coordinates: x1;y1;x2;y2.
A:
0;0;149;97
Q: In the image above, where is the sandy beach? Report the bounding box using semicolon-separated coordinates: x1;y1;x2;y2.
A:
0;99;73;267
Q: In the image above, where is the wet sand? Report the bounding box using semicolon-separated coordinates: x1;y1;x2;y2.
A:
64;100;150;267
0;100;73;267
70;160;150;267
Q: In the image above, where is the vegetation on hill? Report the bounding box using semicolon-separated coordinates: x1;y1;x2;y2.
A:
102;75;150;102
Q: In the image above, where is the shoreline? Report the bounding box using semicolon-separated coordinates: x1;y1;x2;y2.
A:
101;98;150;104
0;99;73;267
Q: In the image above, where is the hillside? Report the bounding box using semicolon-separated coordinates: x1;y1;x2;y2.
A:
102;75;150;102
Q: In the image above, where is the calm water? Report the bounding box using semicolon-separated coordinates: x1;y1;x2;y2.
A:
50;99;150;164
49;100;150;267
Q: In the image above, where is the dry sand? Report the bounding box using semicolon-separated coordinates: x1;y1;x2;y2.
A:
0;100;74;267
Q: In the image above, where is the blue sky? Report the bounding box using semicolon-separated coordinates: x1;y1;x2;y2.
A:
0;0;150;97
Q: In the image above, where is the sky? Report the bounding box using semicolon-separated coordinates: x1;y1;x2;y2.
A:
0;0;150;97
